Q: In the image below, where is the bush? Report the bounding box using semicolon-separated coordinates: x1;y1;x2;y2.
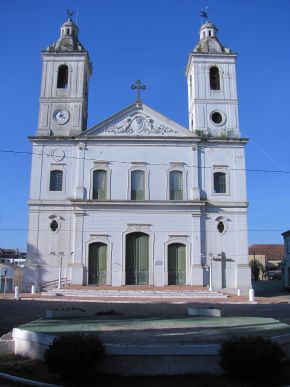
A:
219;335;286;383
44;333;105;381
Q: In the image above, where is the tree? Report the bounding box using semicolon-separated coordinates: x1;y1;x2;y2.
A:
249;259;265;281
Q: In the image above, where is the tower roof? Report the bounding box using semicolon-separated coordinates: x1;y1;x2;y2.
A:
193;21;232;54
47;15;86;52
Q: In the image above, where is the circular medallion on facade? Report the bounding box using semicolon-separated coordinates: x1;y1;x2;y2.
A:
210;110;226;126
50;148;65;162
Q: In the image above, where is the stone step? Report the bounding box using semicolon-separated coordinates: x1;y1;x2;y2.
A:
43;288;228;299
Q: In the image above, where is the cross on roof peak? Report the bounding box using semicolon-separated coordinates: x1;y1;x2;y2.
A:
131;80;146;104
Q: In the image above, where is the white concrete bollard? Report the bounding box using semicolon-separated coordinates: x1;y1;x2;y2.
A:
237;289;241;296
14;286;20;300
31;284;37;294
249;288;255;302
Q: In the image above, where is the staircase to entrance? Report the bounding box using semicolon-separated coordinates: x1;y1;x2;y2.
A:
43;285;228;299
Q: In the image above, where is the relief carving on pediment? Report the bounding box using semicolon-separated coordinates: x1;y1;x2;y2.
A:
104;114;178;135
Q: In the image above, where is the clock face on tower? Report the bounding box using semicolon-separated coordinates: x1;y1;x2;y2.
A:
54;109;70;125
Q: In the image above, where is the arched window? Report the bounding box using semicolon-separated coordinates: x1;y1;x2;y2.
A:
214;172;226;193
57;65;68;89
169;171;183;200
49;170;63;191
93;170;107;200
209;66;220;90
131;170;145;200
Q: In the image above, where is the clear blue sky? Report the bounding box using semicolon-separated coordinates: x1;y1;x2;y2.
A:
1;0;290;251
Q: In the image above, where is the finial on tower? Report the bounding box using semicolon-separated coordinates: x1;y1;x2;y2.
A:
66;9;74;21
131;80;146;104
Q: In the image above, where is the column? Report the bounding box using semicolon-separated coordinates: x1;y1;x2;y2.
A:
69;211;86;285
191;212;204;285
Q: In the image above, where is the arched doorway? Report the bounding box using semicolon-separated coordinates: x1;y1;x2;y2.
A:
126;232;149;285
88;242;107;285
168;243;186;285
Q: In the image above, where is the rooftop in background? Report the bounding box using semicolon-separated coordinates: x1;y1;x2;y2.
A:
0;248;26;259
248;244;284;261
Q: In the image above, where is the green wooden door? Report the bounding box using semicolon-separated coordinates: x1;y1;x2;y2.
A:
126;233;149;285
88;243;107;285
168;243;186;285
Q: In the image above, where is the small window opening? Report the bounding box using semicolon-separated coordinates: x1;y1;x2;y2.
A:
50;220;59;232
209;66;220;90
57;65;68;89
209;30;212;37
217;221;225;234
203;31;205;38
66;28;70;34
211;112;223;124
50;170;63;191
214;172;226;194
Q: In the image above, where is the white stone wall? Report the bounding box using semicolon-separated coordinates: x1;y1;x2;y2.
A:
25;135;250;291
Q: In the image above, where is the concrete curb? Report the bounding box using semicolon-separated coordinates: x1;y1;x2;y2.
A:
0;371;62;387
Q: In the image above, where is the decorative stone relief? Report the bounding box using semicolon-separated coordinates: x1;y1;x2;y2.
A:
127;224;151;233
104;114;178;136
88;234;110;244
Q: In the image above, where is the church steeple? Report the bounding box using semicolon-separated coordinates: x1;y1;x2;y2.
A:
194;21;232;54
37;13;92;136
186;20;240;138
48;13;85;52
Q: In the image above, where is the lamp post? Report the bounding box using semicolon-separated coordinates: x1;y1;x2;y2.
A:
58;252;64;290
209;253;213;291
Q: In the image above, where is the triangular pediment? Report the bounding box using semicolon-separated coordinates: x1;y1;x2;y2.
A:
82;103;195;137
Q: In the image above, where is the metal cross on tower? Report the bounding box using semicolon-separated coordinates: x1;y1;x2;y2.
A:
131;80;146;103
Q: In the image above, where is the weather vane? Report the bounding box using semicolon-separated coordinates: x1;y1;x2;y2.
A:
131;80;146;103
200;6;208;22
66;9;74;19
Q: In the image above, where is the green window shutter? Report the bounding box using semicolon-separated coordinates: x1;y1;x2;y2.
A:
93;170;107;199
169;171;183;200
131;170;145;200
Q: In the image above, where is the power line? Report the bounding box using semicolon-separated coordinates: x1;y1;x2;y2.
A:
1;148;290;174
0;227;286;233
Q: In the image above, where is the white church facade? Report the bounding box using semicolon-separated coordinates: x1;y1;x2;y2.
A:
25;15;251;292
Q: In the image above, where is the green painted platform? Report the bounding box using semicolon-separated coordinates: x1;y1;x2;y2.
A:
16;315;290;345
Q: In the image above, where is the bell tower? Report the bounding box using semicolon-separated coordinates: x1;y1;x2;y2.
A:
186;21;240;138
37;13;92;136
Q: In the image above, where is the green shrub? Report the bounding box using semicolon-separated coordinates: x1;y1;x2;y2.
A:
44;333;105;381
219;335;286;383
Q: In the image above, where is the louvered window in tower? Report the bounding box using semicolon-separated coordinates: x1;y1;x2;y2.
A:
131;170;145;200
169;171;183;200
93;170;107;199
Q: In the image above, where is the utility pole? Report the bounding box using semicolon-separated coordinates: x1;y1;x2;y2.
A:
58;252;64;290
209;253;213;291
